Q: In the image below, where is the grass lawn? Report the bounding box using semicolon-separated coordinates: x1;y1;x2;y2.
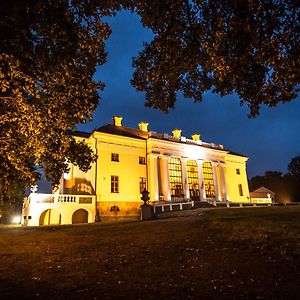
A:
1;206;300;299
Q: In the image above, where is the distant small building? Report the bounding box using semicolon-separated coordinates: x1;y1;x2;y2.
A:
250;186;275;204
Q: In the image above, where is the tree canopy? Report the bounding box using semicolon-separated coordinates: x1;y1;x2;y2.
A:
1;0;299;197
132;0;299;117
287;156;300;177
0;0;119;196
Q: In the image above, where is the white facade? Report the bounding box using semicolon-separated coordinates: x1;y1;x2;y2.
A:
22;116;251;226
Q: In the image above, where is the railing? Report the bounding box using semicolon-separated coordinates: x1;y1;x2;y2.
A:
29;193;95;205
148;131;224;150
152;200;195;214
170;196;186;202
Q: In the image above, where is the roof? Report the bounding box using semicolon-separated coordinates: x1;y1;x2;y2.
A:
95;124;149;140
227;150;248;158
250;186;275;198
67;130;91;138
68;123;247;158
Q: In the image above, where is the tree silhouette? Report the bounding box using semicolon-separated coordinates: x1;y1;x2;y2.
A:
288;156;300;178
1;0;299;197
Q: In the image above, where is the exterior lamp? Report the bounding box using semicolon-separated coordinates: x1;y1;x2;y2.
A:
12;215;21;224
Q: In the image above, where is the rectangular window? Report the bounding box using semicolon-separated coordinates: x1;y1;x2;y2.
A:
238;184;243;196
139;156;146;165
111;153;119;162
236;168;240;174
202;162;215;198
187;160;200;199
111;176;119;193
139;177;147;193
168;157;183;197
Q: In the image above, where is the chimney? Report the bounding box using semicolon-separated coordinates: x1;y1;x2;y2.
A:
192;133;201;141
172;129;182;139
113;116;123;127
138;121;149;132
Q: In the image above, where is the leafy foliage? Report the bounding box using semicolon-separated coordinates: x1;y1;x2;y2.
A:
0;0;124;196
131;0;300;116
287;156;300;177
1;1;299;199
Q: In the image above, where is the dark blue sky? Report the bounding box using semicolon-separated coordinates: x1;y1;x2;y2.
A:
77;11;300;179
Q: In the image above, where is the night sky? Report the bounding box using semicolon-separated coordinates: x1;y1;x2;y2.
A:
76;11;300;179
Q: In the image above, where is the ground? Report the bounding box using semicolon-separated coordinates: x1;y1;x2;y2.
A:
1;206;300;299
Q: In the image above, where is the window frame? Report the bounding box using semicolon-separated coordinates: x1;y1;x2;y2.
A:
187;160;200;198
139;156;146;165
202;162;215;198
111;175;119;193
238;184;243;196
168;157;183;197
139;177;147;193
111;153;119;162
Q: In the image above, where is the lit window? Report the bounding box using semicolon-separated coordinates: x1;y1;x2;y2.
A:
187;160;200;199
238;184;243;196
111;176;119;193
202;162;215;198
139;177;147;193
111;153;119;162
139;156;146;165
168;157;183;197
236;168;240;175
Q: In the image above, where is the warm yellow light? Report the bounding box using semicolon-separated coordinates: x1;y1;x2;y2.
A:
192;133;201;141
172;129;182;139
12;215;21;224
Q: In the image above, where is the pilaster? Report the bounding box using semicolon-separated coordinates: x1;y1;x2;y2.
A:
147;154;159;201
159;155;171;201
212;162;221;201
219;163;229;201
181;157;190;199
197;160;206;201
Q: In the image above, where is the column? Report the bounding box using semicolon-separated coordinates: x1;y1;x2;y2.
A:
159;155;171;201
181;158;190;199
197;160;206;201
147;154;159;201
212;162;221;201
219;163;229;201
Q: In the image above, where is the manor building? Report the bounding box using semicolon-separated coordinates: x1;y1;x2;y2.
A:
22;116;251;226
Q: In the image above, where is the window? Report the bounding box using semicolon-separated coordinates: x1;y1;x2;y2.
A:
110;205;119;212
111;153;119;162
187;160;200;199
202;162;215;198
139;156;146;165
139;177;147;193
238;184;243;196
236;168;240;174
168;157;183;197
111;176;119;193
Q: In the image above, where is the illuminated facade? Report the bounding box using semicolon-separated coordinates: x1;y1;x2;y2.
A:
22;116;251;226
